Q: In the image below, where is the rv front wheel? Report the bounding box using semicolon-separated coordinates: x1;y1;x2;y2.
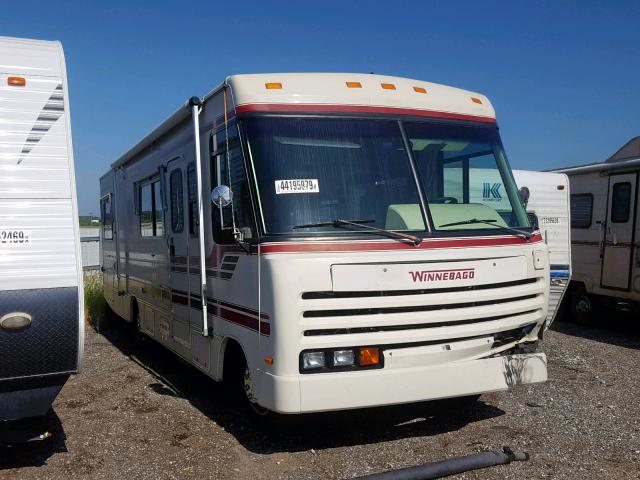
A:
243;366;269;417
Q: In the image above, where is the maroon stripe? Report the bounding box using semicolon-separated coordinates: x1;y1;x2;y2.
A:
170;290;270;335
260;233;543;254
236;103;497;124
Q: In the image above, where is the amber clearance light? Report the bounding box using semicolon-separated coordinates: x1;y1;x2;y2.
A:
8;76;26;87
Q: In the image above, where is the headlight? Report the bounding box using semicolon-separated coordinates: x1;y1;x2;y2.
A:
302;351;325;370
300;346;384;373
333;349;355;367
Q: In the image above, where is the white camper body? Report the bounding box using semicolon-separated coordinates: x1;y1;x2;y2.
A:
101;73;549;414
0;37;83;420
557;137;640;319
513;170;571;328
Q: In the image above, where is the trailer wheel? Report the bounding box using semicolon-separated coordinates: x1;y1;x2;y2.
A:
570;285;593;324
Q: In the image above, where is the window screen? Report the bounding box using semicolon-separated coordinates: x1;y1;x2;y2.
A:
570;193;593;228
170;169;184;233
101;196;113;240
611;182;632;223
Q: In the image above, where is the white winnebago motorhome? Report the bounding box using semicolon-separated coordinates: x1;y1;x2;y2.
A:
557;136;640;322
0;37;83;420
513;170;571;328
101;73;549;415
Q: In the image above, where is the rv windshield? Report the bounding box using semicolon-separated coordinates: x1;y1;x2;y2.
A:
242;117;529;235
403;121;530;231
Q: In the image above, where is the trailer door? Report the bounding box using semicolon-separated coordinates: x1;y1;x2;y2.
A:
601;173;637;290
166;157;192;348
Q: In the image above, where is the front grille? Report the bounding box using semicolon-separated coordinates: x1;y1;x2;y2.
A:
299;277;545;343
303;294;537;318
302;278;538;300
304;309;539;336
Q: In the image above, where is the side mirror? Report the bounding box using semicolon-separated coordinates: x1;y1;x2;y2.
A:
518;186;530;208
211;185;233;207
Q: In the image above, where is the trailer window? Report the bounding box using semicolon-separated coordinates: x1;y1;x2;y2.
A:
170;169;184;233
139;178;164;237
570;193;593;228
101;196;113;240
611;182;631;223
187;163;198;237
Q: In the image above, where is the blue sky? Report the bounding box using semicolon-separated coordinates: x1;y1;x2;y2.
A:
2;1;639;215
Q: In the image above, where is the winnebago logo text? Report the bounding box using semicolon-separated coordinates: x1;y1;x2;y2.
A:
409;268;476;283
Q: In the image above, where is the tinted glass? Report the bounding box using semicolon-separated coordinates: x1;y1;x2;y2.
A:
187;163;198;237
570;194;593;228
153;180;164;236
244;117;425;234
101;196;113;240
404;122;529;230
140;183;153;236
611;182;631;223
170;169;184;233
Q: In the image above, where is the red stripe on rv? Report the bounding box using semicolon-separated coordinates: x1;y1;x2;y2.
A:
235;103;497;124
259;234;542;254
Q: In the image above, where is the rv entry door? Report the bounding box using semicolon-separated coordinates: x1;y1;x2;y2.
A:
166;157;192;348
601;173;637;290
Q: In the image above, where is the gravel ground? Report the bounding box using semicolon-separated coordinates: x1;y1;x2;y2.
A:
1;312;640;479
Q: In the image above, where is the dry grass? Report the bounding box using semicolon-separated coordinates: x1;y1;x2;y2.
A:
84;271;108;330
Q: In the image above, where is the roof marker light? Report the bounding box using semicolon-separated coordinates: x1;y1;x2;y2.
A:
471;97;482;104
265;82;282;90
346;81;362;88
8;77;26;87
413;86;427;93
381;83;396;90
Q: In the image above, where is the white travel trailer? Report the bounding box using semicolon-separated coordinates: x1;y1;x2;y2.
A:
513;171;571;328
101;73;549;415
557;136;640;321
0;37;83;421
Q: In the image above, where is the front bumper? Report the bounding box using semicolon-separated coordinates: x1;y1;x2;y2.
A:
263;352;547;413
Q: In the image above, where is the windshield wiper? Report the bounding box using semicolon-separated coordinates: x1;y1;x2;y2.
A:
438;218;533;239
293;219;422;246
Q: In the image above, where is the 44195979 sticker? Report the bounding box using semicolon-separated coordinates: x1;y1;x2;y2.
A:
0;229;32;247
275;179;319;194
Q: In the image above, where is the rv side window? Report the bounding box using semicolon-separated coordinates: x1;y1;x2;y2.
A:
139;178;164;237
570;193;593;228
611;182;631;223
210;124;255;243
187;163;198;237
101;196;113;240
170;169;184;233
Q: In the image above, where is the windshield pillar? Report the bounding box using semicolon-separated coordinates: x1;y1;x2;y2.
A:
398;120;433;233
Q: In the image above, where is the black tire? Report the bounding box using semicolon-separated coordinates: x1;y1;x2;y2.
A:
223;343;271;418
570;285;593;324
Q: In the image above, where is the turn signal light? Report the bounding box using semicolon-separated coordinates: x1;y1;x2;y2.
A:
265;82;282;89
359;347;380;366
8;76;26;87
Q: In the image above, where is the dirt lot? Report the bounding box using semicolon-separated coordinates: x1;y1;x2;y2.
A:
1;313;640;479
